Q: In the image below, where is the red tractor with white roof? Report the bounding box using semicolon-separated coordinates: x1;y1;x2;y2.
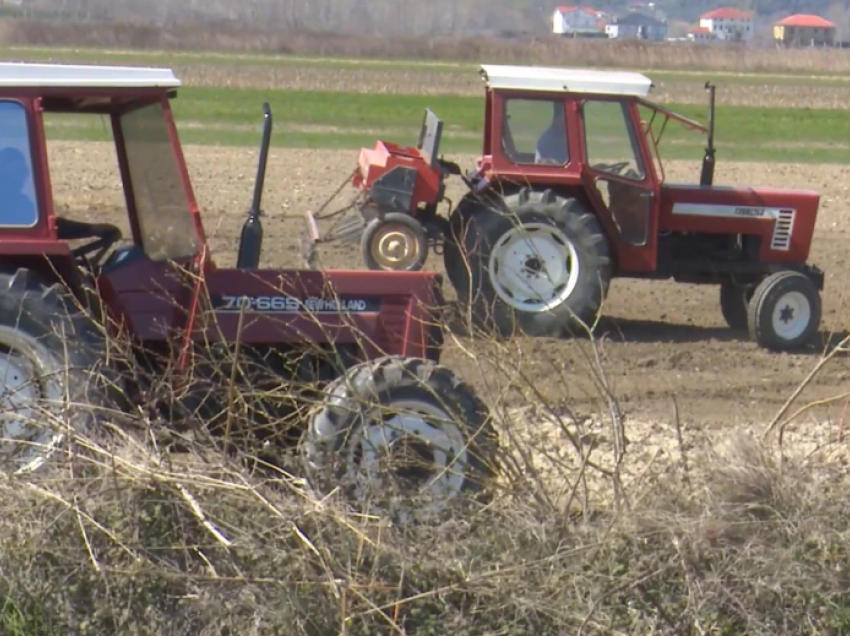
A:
307;64;824;352
0;61;498;524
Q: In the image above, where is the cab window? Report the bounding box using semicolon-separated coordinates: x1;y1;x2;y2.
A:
502;98;568;166
583;100;651;246
0;101;37;228
120;102;199;262
582;100;645;181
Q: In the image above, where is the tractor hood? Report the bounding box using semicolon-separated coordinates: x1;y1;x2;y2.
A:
100;257;444;362
659;183;821;263
202;267;443;359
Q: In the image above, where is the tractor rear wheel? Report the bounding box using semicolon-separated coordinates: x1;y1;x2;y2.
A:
444;188;611;338
747;270;821;351
301;355;498;523
0;268;109;475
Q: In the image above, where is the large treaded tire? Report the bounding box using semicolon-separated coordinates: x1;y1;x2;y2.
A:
747;270;821;351
302;355;498;523
444;188;611;338
0;268;110;475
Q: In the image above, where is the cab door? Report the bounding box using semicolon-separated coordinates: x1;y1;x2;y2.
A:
579;98;660;273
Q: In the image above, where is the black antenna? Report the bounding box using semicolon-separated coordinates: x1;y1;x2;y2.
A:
700;81;716;187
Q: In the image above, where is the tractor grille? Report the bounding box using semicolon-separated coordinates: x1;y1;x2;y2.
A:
770;209;795;251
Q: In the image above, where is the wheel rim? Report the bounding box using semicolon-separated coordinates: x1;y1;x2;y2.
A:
344;398;471;523
370;223;421;270
0;325;66;475
487;222;580;313
771;290;811;341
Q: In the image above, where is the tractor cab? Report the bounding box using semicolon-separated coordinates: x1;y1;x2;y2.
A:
472;64;715;273
475;64;712;185
0;64;206;278
0;63;220;365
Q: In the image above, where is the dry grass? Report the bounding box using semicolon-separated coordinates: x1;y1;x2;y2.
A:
2;267;850;635
7;427;850;636
6;17;850;76
5;18;850;111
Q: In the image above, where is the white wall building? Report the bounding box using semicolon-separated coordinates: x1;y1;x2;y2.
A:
552;5;601;35
698;7;754;41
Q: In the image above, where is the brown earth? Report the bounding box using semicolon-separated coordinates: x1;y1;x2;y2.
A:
48;141;850;451
171;63;850;110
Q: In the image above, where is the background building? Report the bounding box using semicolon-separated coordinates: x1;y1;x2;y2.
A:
774;14;836;47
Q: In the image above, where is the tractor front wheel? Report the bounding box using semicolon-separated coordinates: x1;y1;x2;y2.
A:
301;356;498;523
747;270;821;351
444;188;611;338
0;268;109;475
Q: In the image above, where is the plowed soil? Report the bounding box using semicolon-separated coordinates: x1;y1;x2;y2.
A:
49;141;850;440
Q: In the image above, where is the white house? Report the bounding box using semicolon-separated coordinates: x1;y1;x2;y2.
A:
552;5;602;35
698;7;754;41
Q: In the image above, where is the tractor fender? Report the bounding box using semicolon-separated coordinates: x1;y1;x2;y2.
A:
0;254;82;299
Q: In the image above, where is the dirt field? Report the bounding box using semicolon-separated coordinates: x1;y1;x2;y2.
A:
49;141;850;446
169;63;850;109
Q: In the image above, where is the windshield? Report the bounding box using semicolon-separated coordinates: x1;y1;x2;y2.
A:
120;102;199;262
635;99;707;183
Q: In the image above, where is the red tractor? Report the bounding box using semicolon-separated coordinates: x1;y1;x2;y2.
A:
307;64;825;352
0;62;498;523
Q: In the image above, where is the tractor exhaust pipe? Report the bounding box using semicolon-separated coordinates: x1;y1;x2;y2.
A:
237;102;273;269
700;81;716;187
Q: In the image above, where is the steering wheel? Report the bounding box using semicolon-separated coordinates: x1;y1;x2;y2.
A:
592;161;631;175
57;218;123;264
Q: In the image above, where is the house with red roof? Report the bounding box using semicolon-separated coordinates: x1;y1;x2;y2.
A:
773;14;836;47
552;5;605;36
698;7;754;41
687;25;718;42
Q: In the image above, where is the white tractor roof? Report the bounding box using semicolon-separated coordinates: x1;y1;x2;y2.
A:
0;62;181;88
479;64;653;96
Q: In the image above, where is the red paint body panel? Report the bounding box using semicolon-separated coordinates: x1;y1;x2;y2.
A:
659;184;820;263
96;259;192;341
0;239;73;256
98;258;440;359
200;268;439;359
354;141;443;210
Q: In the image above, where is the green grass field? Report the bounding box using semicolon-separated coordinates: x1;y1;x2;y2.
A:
18;45;850;163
